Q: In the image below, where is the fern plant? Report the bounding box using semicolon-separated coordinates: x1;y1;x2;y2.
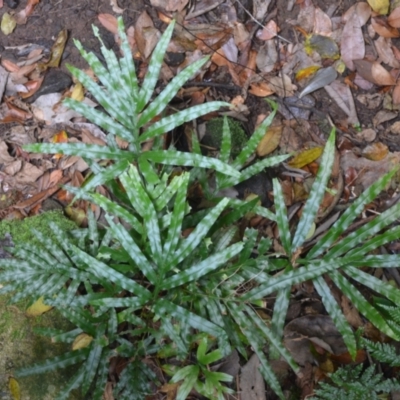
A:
0;164;298;399
23;17;242;189
311;364;400;400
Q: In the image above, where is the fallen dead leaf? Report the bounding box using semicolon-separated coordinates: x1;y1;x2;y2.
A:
110;0;124;14
353;59;396;86
256;40;277;73
362;142;388;161
288;147;323;169
14;0;40;25
371;16;400;38
256;20;279;41
150;0;188;12
1;12;16;35
268;74;295;97
248;81;274;97
388;6;400;28
313;7;332;36
324;80;359;125
341;10;365;71
392;82;400;105
256;125;283;156
135;11;160;59
342;2;371;25
26;296;53;317
372;109;397;126
98;13;118;35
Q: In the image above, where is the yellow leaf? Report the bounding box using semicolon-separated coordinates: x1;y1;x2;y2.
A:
256;125;283;156
71;83;84;101
367;0;389;14
288;147;323;169
9;377;21;400
26;296;53;317
37;29;68;72
295;66;320;81
1;13;17;35
72;333;94;350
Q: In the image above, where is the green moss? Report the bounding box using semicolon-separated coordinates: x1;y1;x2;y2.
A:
203;117;248;158
0;211;77;247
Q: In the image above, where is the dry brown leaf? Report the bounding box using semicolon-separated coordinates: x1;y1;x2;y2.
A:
1;58;19;72
268;74;295;97
325;80;359;125
256;40;277;73
393;82;400;104
256;20;279;40
371;17;400;37
135;12;160;59
98;13;118;35
150;0;188;12
14;0;40;25
313;7;332;36
342;2;371;25
353;59;396;85
248;81;274;97
233;22;250;46
374;36;400;68
362;142;388;161
256;125;282;156
0;101;32;123
388;6;400;27
110;0;124;14
341;11;365;71
372;109;397;126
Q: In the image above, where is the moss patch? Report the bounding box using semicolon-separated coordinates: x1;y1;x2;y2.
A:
203;117;248;158
0;294;82;399
0;211;77;247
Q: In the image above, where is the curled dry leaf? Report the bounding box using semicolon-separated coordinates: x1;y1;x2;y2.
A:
256;40;277;73
341;10;365;71
256;20;279;41
14;0;40;25
268;74;295;97
362;142;388;161
388;7;400;28
248;81;274;97
371;17;400;38
353;59;396;86
110;0;124;14
372;109;397;126
374;36;400;68
256;125;283;156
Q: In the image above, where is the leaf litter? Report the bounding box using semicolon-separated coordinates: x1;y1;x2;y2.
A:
2;0;400;398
